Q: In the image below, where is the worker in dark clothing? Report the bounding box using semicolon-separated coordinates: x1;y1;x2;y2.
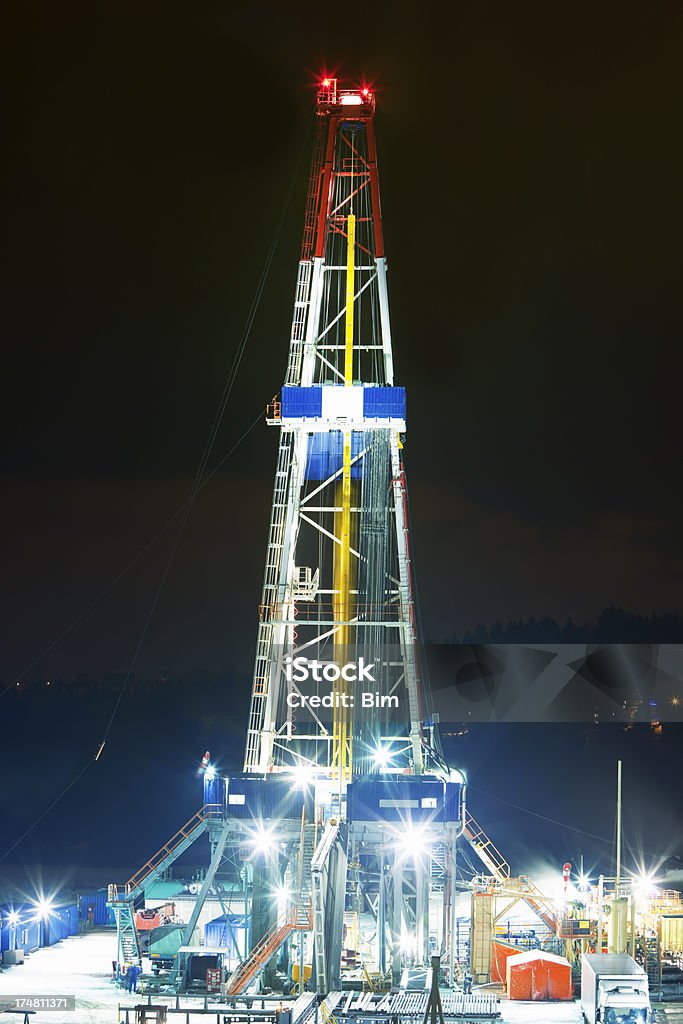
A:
125;963;142;992
462;970;473;995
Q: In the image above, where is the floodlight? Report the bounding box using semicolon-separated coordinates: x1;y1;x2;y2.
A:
250;824;276;854
633;871;658;899
372;746;393;770
291;762;315;788
395;825;430;860
33;896;54;920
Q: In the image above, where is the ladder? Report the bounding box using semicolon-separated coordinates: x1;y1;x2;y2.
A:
244;432;293;771
300;116;328;263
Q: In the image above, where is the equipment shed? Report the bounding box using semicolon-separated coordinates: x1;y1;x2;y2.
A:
506;949;573;1000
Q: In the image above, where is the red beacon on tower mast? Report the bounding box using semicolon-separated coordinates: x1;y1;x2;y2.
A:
316;77;375;110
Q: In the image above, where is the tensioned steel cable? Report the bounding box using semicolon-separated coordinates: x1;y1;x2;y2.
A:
95;113;314;758
0;116;313;858
0;412;261;864
2;114;313;704
0;410;263;702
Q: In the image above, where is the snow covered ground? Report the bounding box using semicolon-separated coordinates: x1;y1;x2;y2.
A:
0;930;673;1024
0;930;120;1023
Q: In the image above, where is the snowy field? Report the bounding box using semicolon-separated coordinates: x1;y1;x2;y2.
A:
0;931;676;1024
0;930;120;1023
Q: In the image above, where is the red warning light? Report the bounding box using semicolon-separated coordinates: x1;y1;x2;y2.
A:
361;88;369;97
322;78;331;88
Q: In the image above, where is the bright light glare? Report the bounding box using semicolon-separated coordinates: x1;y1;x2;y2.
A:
250;824;276;854
633;871;658;899
322;78;331;87
204;764;216;781
8;911;19;925
578;873;591;889
373;746;393;770
340;95;362;106
291;762;315;788
400;926;417;954
33;896;54;920
396;825;430;859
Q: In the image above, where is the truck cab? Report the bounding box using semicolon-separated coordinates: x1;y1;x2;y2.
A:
600;991;650;1023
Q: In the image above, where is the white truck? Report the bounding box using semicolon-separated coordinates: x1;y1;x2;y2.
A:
581;953;651;1024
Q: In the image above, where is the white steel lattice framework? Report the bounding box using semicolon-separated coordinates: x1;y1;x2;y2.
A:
244;79;437;782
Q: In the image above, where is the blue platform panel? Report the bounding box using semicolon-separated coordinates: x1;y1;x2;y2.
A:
281;386;323;418
305;431;364;481
346;774;463;825
363;386;406;419
226;775;315;820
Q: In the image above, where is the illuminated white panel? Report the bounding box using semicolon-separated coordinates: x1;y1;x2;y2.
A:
340;94;362;106
322;385;363;421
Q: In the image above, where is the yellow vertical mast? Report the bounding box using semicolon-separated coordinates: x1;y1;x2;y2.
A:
332;212;356;784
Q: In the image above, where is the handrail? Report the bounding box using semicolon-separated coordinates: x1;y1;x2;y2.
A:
522;877;560;933
463;811;511;882
108;804;221;901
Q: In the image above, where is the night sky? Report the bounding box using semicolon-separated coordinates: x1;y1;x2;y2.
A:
2;3;682;879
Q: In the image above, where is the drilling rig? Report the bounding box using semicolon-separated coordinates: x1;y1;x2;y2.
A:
110;78;467;997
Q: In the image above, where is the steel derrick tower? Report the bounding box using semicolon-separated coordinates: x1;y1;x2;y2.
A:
244;79;430;782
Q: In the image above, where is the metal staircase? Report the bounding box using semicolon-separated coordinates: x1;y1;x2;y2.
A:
311;822;341;994
463;811;511;882
226;819;316;995
295;823;317;926
108;803;220;970
226;916;297;995
519;876;560;934
464;812;559;935
111;901;141;967
108;803;219;903
645;934;662;995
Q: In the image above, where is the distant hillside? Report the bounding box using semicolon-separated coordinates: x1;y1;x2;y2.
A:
453;606;683;643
